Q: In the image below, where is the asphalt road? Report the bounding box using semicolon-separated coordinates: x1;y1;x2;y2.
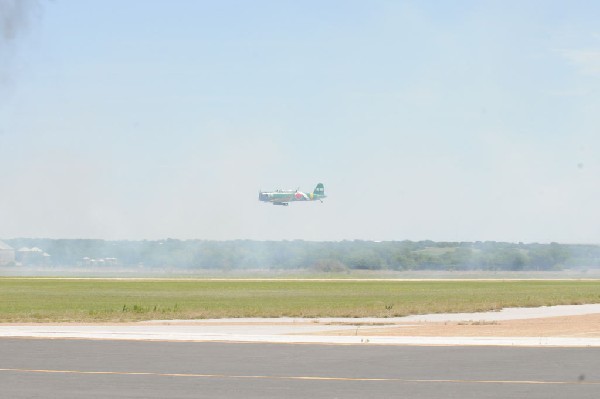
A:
1;339;599;399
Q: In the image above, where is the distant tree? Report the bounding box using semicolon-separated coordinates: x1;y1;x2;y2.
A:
312;259;348;273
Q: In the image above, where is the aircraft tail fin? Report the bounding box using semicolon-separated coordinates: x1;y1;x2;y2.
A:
313;183;325;197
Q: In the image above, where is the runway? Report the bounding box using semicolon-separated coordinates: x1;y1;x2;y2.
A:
2;304;599;397
1;339;599;398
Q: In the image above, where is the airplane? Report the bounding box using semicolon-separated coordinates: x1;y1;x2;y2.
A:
259;183;326;206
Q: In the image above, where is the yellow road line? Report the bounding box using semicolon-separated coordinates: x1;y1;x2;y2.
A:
0;368;598;385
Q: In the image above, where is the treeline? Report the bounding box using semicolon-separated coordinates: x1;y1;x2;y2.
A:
5;239;600;271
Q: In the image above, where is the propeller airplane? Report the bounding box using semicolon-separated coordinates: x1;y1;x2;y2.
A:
259;183;326;206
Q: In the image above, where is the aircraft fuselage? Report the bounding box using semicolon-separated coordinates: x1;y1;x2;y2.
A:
259;183;326;206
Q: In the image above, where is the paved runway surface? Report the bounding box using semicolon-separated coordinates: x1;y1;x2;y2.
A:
2;305;599;397
1;338;599;398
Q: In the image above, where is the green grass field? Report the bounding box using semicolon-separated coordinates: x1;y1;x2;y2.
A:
1;278;599;322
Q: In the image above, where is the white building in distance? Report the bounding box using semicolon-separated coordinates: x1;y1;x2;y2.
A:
0;241;16;265
16;247;51;265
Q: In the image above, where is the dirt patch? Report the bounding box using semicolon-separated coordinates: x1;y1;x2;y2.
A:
322;313;600;337
4;312;600;338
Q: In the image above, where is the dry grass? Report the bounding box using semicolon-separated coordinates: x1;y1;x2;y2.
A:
0;278;599;322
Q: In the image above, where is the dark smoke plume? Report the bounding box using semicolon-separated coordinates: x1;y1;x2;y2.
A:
0;0;42;88
0;0;41;42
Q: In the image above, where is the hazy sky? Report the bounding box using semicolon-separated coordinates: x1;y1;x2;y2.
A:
1;0;599;242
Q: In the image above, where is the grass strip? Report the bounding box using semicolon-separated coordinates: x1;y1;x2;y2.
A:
0;279;599;322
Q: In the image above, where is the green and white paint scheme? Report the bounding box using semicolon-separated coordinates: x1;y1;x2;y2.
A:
259;183;326;206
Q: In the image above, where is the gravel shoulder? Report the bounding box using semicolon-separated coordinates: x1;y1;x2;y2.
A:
2;304;600;342
322;313;600;337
